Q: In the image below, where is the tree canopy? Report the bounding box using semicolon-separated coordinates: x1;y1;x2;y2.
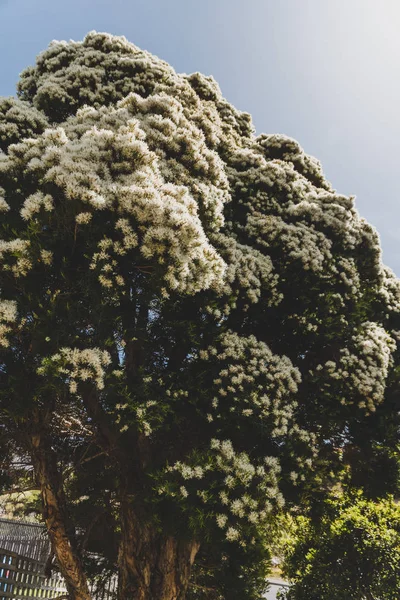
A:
0;31;399;600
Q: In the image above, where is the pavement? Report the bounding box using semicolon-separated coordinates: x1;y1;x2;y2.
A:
263;578;290;600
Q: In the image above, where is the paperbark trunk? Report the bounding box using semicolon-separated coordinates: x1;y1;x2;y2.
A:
30;429;92;600
118;498;199;600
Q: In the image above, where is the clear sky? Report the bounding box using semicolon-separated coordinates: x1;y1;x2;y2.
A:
1;0;399;274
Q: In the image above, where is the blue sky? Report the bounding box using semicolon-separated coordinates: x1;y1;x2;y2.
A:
1;0;400;274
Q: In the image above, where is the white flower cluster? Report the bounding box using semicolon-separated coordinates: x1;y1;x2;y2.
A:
20;191;54;221
229;151;314;206
212;232;281;308
184;71;254;149
40;249;53;265
75;212;92;225
339;322;395;411
0;96;48;151
6;31;393;311
225;136;383;300
286;192;361;250
118;92;230;229
18;32;173;121
377;267;400;313
38;347;111;394
253;134;331;191
18;31;254;151
10;30;392;299
164;439;283;543
246;211;333;273
132;401;156;437
200;331;301;436
0;299;17;347
1;106;227;294
313;322;396;412
333;257;361;296
0;187;9;212
0;238;32;277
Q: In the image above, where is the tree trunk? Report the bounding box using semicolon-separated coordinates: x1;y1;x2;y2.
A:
118;498;199;600
82;384;199;599
30;428;92;600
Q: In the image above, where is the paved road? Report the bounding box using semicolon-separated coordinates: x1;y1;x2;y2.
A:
263;578;289;600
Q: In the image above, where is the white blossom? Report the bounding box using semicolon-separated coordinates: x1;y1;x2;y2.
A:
0;188;9;212
179;486;188;498
20;192;54;221
0;299;17;347
38;347;111;392
40;249;53;265
76;212;92;225
216;514;228;528
225;527;240;542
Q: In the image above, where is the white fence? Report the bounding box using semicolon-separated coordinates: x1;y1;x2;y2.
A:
0;518;117;599
0;547;66;599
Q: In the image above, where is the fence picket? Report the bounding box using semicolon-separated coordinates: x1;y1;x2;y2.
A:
0;518;117;599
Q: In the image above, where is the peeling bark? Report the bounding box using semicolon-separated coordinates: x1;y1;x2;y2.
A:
82;385;199;599
117;497;200;600
30;423;92;600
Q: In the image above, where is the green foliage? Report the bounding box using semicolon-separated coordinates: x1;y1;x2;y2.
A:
187;538;271;600
0;490;41;519
282;493;400;600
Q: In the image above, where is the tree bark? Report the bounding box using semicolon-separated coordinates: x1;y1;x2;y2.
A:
118;497;199;600
82;384;199;599
30;426;92;600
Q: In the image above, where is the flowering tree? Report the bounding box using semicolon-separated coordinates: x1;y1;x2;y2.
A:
0;32;399;600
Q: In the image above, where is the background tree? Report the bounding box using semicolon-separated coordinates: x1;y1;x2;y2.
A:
0;31;399;600
282;493;400;600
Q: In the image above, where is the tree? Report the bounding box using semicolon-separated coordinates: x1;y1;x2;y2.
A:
282;493;400;600
0;31;399;600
